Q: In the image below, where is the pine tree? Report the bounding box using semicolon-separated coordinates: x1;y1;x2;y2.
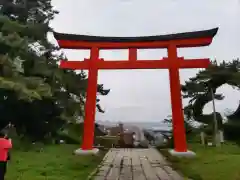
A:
182;59;240;127
0;0;110;140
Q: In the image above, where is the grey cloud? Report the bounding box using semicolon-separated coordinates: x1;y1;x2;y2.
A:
51;0;240;122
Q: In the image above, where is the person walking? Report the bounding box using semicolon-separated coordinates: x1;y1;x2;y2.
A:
0;133;12;180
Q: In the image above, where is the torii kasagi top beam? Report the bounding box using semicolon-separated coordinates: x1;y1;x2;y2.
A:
54;28;218;153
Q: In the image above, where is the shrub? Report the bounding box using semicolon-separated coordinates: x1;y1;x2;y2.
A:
95;136;119;148
57;133;80;144
223;121;240;142
137;140;149;148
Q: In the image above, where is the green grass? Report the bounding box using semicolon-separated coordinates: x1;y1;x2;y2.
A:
160;142;240;180
6;144;105;180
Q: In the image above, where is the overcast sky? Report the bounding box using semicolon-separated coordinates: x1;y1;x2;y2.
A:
50;0;240;122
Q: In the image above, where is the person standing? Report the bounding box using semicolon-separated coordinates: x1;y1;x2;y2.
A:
0;133;12;180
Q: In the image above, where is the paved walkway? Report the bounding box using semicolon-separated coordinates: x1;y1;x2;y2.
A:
92;148;184;180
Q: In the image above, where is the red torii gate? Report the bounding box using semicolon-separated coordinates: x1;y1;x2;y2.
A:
54;28;218;154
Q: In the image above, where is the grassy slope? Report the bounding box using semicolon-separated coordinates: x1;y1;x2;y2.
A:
160;143;240;180
6;144;105;180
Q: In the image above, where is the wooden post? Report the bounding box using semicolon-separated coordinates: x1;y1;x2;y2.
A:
200;132;205;145
219;130;224;143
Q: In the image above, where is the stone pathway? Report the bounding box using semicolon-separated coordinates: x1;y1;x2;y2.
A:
92;148;184;180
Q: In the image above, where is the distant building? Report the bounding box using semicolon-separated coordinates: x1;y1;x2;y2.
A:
106;126;121;136
106;123;134;147
123;131;134;147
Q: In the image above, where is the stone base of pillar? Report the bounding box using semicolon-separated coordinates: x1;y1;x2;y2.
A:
168;149;196;158
74;148;99;155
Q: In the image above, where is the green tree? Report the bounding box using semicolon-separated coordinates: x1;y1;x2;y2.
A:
0;0;110;141
182;59;240;140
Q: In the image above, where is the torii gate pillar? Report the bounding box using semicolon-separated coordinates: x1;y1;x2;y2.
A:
54;28;218;156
